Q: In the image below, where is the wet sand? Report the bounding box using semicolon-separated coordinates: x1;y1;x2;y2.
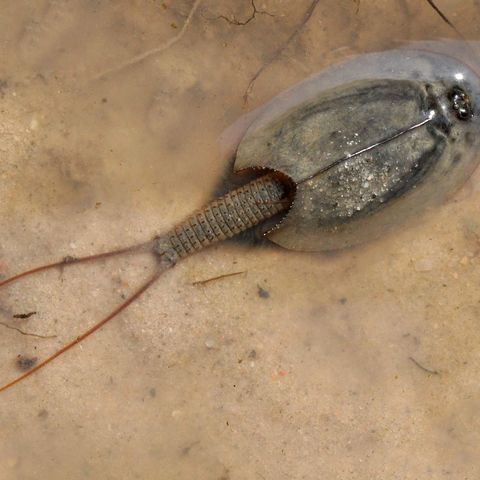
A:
1;1;480;478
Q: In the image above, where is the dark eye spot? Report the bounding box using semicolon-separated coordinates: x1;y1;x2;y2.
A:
449;86;474;121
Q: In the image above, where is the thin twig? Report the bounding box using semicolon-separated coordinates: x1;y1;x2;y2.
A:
425;0;456;29
218;0;273;26
0;321;56;339
425;0;465;39
243;0;320;105
409;356;439;375
13;311;37;319
192;271;245;286
92;0;202;81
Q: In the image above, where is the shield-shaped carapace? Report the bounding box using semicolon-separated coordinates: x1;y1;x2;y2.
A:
1;45;480;392
233;45;480;250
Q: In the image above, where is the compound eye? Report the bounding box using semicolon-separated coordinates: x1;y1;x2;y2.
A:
449;86;474;121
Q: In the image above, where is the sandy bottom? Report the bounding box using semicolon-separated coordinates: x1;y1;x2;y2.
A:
1;1;480;479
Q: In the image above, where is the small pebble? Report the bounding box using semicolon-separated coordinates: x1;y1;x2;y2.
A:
257;286;270;299
29;116;39;130
205;338;216;349
16;356;37;371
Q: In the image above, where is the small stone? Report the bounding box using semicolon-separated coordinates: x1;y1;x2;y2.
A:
16;355;37;371
205;338;215;349
257;286;270;299
29;116;39;130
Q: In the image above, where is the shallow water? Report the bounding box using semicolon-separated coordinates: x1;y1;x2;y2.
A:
1;1;480;479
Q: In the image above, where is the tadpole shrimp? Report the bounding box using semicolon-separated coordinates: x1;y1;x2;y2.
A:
1;42;480;394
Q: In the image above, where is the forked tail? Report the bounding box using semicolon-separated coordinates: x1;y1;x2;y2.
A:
0;267;165;393
0;173;290;393
0;242;152;289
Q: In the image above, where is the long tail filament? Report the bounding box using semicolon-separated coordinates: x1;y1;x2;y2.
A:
0;242;162;394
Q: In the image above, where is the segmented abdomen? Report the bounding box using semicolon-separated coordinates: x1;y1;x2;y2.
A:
164;173;288;259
